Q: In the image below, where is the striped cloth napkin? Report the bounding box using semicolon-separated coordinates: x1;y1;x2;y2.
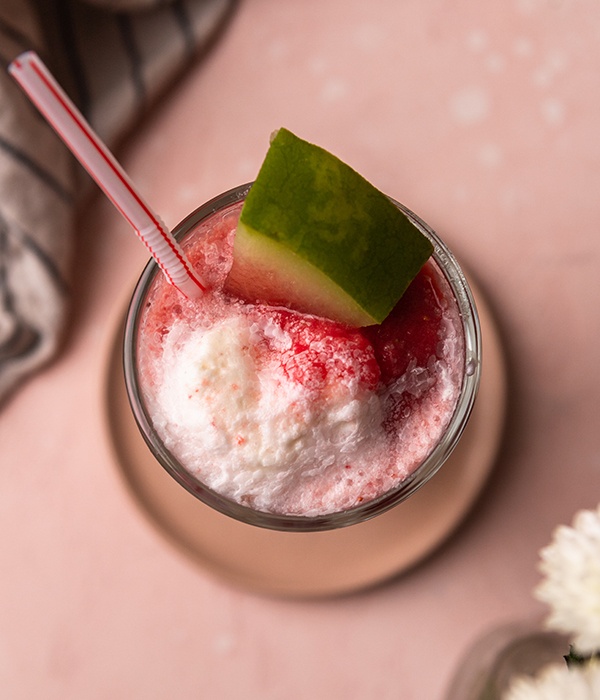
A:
0;0;234;406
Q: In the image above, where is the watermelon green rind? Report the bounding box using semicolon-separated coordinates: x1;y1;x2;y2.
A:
229;128;434;326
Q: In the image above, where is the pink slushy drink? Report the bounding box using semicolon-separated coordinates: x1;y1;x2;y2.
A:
124;185;480;530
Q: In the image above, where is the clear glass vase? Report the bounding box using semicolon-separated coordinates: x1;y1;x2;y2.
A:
446;622;571;700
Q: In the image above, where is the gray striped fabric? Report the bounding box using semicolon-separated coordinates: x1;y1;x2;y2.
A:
0;0;234;406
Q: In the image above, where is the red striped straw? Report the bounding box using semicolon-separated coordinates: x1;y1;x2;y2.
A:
8;51;206;299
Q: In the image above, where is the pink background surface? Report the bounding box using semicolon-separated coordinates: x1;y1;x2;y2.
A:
2;1;600;697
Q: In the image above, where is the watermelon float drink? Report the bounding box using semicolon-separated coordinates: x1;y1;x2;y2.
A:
123;132;480;531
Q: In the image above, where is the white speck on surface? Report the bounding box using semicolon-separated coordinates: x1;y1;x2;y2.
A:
485;52;506;74
176;184;200;207
466;29;488;53
533;49;569;87
321;78;347;102
450;86;490;125
235;158;256;180
478;143;503;168
533;67;553;88
453;185;469;203
354;23;385;51
541;97;565;126
513;37;534;58
309;55;327;75
515;0;540;16
213;632;237;655
268;39;288;62
547;49;568;73
501;184;527;214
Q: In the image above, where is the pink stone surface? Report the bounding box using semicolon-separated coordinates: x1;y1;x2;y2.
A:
1;1;600;698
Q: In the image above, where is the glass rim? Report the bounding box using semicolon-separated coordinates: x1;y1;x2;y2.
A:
123;183;482;532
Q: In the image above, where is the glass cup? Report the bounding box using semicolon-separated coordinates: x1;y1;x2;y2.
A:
123;183;481;532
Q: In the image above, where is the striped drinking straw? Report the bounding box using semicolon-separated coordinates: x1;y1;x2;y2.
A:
8;50;206;300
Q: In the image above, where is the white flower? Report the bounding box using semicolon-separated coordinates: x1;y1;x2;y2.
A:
534;505;600;655
503;661;600;700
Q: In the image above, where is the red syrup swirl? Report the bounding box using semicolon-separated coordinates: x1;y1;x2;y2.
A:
364;264;445;383
362;263;447;430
